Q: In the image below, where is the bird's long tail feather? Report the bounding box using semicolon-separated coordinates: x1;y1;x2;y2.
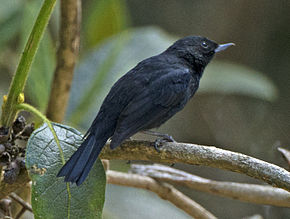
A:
57;133;107;186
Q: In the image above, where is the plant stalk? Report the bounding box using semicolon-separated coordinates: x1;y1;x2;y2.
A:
0;0;57;128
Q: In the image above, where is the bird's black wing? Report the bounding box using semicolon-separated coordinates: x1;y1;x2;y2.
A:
110;68;192;149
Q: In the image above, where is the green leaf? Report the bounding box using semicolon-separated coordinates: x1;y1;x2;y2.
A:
26;123;106;219
22;0;56;111
0;0;23;49
0;0;22;22
83;0;129;49
0;9;22;50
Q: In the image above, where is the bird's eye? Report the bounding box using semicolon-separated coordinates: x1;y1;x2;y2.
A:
201;41;208;48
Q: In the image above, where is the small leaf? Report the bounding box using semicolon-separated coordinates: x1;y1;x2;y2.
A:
26;123;106;219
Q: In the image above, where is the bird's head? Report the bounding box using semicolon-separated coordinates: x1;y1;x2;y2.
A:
166;36;234;69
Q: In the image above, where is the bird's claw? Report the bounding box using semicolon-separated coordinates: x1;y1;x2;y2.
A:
154;138;163;152
162;134;175;142
153;135;175;152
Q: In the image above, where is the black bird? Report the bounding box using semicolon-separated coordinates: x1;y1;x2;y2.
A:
57;36;234;185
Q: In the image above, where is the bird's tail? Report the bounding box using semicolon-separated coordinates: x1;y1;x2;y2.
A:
57;133;108;186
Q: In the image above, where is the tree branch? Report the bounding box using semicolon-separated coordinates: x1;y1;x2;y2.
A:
2;139;290;205
9;192;32;218
106;170;217;219
277;147;290;169
9;192;32;212
131;164;290;207
100;140;290;192
46;0;81;122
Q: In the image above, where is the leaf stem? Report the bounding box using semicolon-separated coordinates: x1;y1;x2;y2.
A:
0;0;57;128
16;103;64;163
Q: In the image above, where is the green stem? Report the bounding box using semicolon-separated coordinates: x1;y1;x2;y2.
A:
17;103;71;218
16;103;64;163
0;0;57;128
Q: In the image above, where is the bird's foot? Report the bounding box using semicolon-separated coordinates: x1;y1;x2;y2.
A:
153;134;175;152
140;130;175;152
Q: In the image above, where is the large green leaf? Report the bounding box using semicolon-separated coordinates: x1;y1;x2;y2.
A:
66;26;277;129
20;0;56;111
0;8;22;50
26;123;106;219
0;0;22;22
201;61;278;101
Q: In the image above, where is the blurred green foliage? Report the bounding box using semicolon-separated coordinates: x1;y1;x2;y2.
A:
83;0;129;49
0;0;22;50
0;0;129;112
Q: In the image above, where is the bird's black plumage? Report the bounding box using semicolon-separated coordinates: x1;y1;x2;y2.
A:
57;36;234;185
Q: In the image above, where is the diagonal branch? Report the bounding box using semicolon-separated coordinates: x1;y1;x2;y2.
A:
131;164;290;207
106;170;217;219
9;192;32;212
100;140;290;192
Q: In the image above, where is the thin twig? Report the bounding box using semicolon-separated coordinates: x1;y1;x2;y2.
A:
101;159;110;171
9;192;32;212
100;140;290;192
131;164;290;207
15;208;26;219
277;147;290;169
106;170;217;219
242;214;264;219
0;198;12;218
46;0;81;122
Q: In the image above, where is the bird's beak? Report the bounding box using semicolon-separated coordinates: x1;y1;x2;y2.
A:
215;43;235;53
